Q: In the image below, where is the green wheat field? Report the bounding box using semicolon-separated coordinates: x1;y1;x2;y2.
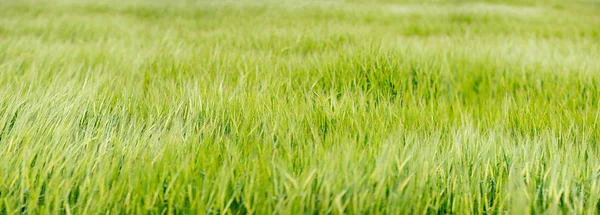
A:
1;0;600;214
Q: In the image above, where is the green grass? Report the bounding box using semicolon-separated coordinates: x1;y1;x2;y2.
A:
1;0;600;214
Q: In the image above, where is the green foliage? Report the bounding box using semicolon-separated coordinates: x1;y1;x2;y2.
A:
0;0;600;214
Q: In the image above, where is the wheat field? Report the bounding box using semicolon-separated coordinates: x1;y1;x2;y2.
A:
1;0;600;214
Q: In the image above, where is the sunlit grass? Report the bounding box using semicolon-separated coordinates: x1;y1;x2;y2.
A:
1;0;600;214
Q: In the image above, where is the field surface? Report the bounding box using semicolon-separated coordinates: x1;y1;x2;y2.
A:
1;0;600;214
